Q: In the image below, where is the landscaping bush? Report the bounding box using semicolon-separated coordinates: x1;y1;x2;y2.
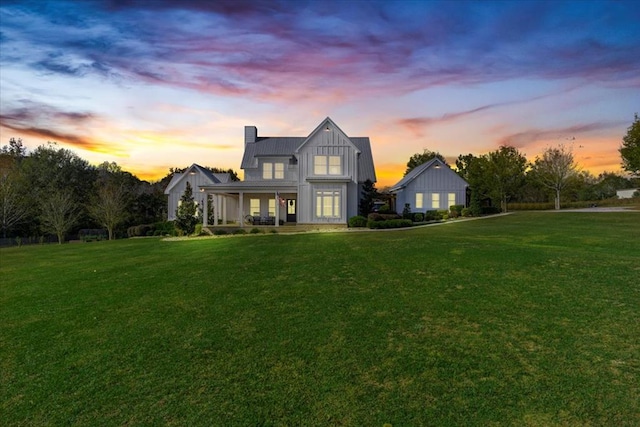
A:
402;203;412;219
233;229;247;235
367;219;413;229
450;204;464;215
377;204;394;214
250;228;262;234
413;213;424;222
448;210;459;219
213;229;227;236
367;213;401;221
154;221;177;236
480;206;502;215
348;216;368;228
424;210;442;221
461;208;471;217
127;224;155;237
78;229;107;241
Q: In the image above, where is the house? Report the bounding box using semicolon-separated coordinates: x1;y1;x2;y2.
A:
616;188;639;199
389;157;468;213
164;164;235;221
168;117;376;227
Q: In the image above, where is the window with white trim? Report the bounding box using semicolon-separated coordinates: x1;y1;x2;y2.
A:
415;193;423;209
262;162;284;180
315;190;341;218
448;193;456;209
268;199;276;216
250;198;260;216
314;155;341;175
431;193;440;209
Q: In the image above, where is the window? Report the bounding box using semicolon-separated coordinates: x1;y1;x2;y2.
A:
263;162;284;179
263;162;272;179
314;155;341;175
448;193;456;209
431;193;440;209
250;198;260;216
268;199;276;216
274;163;284;179
316;190;340;218
415;193;423;209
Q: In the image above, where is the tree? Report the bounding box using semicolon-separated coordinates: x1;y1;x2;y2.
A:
358;179;379;216
39;188;81;244
486;146;528;212
620;113;640;176
175;182;198;235
89;181;128;241
0;156;30;237
530;144;579;210
405;149;447;175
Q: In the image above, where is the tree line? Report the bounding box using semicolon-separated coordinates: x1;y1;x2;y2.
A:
0;139;237;243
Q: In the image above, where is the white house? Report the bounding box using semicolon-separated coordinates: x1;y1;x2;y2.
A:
389;158;468;213
166;117;376;227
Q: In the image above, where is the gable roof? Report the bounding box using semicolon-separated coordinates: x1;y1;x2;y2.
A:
240;118;376;182
164;163;231;194
389;158;467;192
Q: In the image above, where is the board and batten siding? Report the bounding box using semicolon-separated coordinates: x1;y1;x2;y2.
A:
167;174;210;220
296;128;360;223
395;166;467;213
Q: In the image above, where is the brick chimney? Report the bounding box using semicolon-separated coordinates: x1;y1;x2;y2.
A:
244;126;257;145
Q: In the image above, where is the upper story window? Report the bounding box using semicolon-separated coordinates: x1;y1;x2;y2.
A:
263;162;285;179
314;155;341;175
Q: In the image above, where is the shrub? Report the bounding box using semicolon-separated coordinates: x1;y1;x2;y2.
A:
450;204;464;215
448;210;459;219
424;210;442;221
413;213;424;222
213;229;227;236
377;204;394;214
402;203;412;219
154;221;176;236
250;228;261;234
270;229;278;234
233;229;247;235
368;213;401;221
480;206;502;215
461;208;471;217
367;219;413;229
194;223;203;236
127;224;155;237
348;215;368;227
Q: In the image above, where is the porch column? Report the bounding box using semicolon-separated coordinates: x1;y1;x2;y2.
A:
274;191;280;227
239;192;244;228
203;192;208;227
222;196;227;225
213;194;219;226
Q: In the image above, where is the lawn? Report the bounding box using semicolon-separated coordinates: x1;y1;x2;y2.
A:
1;212;639;426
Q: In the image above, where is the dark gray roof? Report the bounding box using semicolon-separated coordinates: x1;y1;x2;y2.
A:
389;158;467;192
241;136;376;183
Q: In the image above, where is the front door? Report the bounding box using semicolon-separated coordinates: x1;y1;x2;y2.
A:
286;199;296;223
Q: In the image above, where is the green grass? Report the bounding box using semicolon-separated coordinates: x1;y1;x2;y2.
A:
2;212;639;426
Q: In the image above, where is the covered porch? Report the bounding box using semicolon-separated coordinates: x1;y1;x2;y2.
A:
198;181;298;228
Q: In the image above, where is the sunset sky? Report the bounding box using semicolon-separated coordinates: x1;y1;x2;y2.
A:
1;0;639;187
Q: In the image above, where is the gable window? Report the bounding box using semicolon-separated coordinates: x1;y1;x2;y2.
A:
263;162;285;180
415;193;423;210
431;193;440;209
250;198;260;216
314;155;341;175
448;193;456;209
316;190;340;218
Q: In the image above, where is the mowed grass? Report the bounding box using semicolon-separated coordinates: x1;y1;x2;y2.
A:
1;212;639;426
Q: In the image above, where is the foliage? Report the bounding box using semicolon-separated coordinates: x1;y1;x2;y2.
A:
358;179;379;216
0;154;30;237
175;182;199;235
449;204;464;215
402;203;412;219
367;218;413;229
619;113;640;176
2;213;639;425
38;188;81;244
424;210;442;221
413;213;424;222
249;227;262;234
486;146;528;212
89;176;129;240
213;229;228;235
530;144;579;210
404;149;447;175
367;213;401;221
348;215;368;227
461;207;471;217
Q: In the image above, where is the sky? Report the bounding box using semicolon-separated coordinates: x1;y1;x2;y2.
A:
1;0;639;187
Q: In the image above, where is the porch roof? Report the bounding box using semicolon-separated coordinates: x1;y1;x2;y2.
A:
199;181;297;193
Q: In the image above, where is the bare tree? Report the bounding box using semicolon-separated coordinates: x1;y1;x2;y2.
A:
0;165;30;237
39;188;81;244
531;145;579;210
89;181;128;240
